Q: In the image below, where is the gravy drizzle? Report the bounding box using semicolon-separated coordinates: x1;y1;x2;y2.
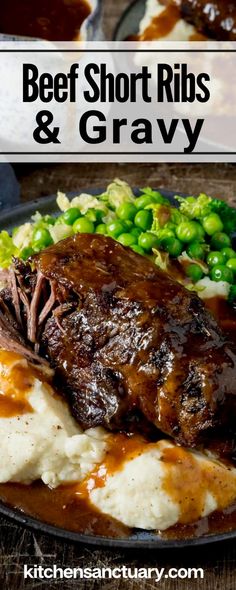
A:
0;351;35;417
139;5;180;41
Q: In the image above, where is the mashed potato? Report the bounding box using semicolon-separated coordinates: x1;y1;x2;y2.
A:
0;351;107;487
90;441;236;530
1;350;236;531
139;0;198;41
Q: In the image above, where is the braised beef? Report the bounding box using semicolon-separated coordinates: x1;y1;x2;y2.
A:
17;233;235;447
180;0;236;40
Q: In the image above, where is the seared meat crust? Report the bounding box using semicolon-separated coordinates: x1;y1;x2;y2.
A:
30;234;236;446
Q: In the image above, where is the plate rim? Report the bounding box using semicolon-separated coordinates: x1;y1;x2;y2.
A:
0;187;236;549
113;0;143;41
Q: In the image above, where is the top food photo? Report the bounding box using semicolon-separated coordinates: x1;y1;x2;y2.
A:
0;0;235;42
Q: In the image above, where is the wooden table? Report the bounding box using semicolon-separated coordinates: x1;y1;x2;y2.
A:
1;1;236;588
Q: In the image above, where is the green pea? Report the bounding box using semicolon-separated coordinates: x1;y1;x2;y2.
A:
161;237;183;257
134;209;152;231
210;232;232;250
117;233;137;247
186;264;204;282
61;207;81;226
226;258;236;274
95;223;107;235
138;232;159;252
187;242;206;260
106;220;125;238
134;195;155;210
116;202;137;222
55;215;65;225
202;213;223;236
32;227;53;249
221;247;236;261
131;244;145;255
210;265;234;283
95;209;105;223
207;251;225;268
194;223;205;243
43;215;56;226
130;227;142;238
20;247;35;260
176;221;199;243
73;218;95;234
86;208;104;223
123;220;134;230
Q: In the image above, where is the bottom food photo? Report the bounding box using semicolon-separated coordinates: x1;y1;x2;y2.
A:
0;163;236;549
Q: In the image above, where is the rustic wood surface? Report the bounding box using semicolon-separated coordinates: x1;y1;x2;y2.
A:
1;1;236;587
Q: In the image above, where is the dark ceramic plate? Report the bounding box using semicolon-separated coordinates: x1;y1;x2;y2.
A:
0;189;236;548
113;0;145;41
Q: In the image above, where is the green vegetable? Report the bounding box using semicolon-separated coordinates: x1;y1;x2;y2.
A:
210;265;234;283
210;232;232;250
1;181;235;302
130;227;142;238
86;208;104;223
117;202;137;221
117;233;137;247
155;228;175;243
210;199;236;234
0;231;19;268
42;215;56;226
106;220;125;238
61;207;81;225
221;247;236;261
226;258;236;274
202;213;224;236
207;251;225;268
49;223;73;243
123;220;134;230
73;218;95;234
175;193;212;219
134;195;156;210
20;247;35;260
186;264;204;282
139;187;169;205
176;221;200;243
161;237;183;257
105;179;135;210
32;227;53;250
187;242;206;260
134;210;152;231
131;244;145;255
138;232;159;252
95;223;107;235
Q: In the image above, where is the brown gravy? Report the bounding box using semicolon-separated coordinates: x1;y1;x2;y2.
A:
0;481;130;538
1;433;236;540
0;0;91;41
139;5;180;41
0;350;35;417
162;445;236;524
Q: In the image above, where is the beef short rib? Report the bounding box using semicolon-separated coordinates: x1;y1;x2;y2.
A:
180;0;236;40
26;233;236;446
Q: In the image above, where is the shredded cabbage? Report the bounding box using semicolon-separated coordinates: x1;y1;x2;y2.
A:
0;231;19;269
